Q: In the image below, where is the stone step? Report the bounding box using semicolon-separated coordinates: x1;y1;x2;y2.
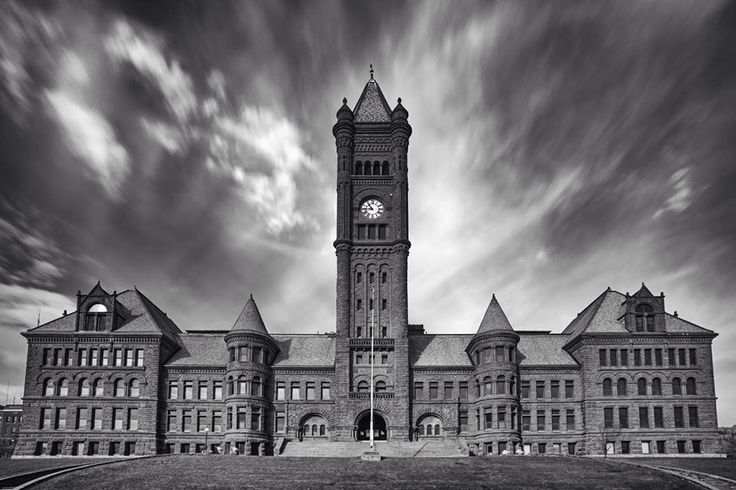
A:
279;439;466;458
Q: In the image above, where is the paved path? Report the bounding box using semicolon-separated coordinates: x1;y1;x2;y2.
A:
622;461;736;490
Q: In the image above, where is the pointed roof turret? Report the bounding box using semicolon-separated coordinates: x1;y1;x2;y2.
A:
353;66;392;123
475;294;514;335
633;282;655;298
231;294;270;336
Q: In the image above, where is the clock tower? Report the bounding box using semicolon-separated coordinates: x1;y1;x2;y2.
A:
332;69;412;440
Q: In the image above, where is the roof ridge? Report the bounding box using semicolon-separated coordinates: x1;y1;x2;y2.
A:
561;288;611;335
133;289;182;337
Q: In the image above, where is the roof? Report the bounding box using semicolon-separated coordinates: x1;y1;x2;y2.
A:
353;78;392;123
517;333;578;366
231;295;270;336
475;295;514;334
664;313;714;333
272;335;335;367
166;333;227;366
26;289;182;338
410;335;473;367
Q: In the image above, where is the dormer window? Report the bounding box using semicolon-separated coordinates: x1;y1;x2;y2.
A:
635;304;655;332
84;304;107;331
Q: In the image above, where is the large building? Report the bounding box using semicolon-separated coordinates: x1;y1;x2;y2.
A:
14;74;719;457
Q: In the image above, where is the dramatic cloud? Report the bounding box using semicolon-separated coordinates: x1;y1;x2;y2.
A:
0;0;734;425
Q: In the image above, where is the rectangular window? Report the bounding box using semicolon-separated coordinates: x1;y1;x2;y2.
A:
92;408;102;430
689;348;697;366
604;408;614;429
381;299;387;310
54;348;62;366
275;413;285;433
566;409;575;430
551;409;560;430
91;349;98;366
306;382;316;400
498;407;507;429
674;406;684;428
357;299;362;311
213;410;222;432
550;380;560;399
414;382;423;399
55;407;66;429
128;408;138;431
253;347;262;363
668;348;676;366
688;406;699;428
641;441;651;454
180;443;190;454
135;349;144;367
167;411;176;432
609;349;617;366
251;407;261;431
291;382;300;400
356;354;363;364
125;349;134;367
356;272;362;283
654;407;664;428
213;381;223;400
429;382;439;399
42;348;51;366
369;272;375;283
639;407;649;428
114;348;123;367
538;443;546;455
321;382;330;400
495;346;504;362
657;440;666;454
654;348;663;366
644;349;652;366
444;381;453;399
621;441;630;454
519;380;530;399
484;408;493;430
619;407;629;429
182;410;192;432
101;349;109;366
79;348;88;366
678;348;686;366
77;407;88;429
197;411;207;432
536;410;545;431
459;381;468;400
236;407;246;430
169;381;178;399
599;349;607;366
238;346;248;362
113;408;124;430
459;410;468;432
184;381;194;400
565;380;574;399
692;440;702;454
276;382;285;400
198;381;208;400
620;350;628;366
381;272;387;283
536;381;545;399
633;349;641;366
522;410;531;431
677;440;686;454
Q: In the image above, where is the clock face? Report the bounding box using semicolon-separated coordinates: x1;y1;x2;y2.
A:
360;199;385;219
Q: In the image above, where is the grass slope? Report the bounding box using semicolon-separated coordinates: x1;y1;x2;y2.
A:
638;457;736;481
32;456;700;489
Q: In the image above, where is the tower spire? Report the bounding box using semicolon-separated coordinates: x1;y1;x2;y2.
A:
370;64;374;80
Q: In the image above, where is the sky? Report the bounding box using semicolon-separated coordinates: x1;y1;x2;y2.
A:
0;0;735;424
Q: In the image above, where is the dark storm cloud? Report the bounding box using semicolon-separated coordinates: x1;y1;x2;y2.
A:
0;0;735;422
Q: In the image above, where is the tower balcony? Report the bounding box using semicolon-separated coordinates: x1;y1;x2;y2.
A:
349;392;395;399
350;338;394;349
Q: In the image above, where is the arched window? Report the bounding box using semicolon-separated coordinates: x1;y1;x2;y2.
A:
483;377;492;396
426;424;433;436
509;376;516;396
93;379;104;397
57;378;69;396
355;161;363;175
129;379;140;397
686;377;697;395
382;161;390;175
252;376;261;397
357;381;369;393
85;303;107;331
79;378;90;397
418;424;425;436
635;303;655;332
43;379;54;397
637;378;647;396
375;380;387;393
652;377;662;396
496;375;506;395
311;425;317;436
364;163;372;175
238;376;248;395
434;424;441;436
616;378;627;396
475;380;480;398
114;379;125;397
373;162;381;175
227;376;234;396
319;424;326;436
672;377;682;395
602;378;612;396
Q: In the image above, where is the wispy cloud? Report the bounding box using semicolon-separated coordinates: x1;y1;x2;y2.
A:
653;167;694;218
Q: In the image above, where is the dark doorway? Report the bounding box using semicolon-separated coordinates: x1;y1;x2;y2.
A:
356;412;387;441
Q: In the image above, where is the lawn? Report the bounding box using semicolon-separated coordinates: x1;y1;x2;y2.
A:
637;457;736;481
0;458;119;478
31;456;701;489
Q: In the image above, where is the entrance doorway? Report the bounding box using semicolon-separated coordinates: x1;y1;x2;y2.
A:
356;412;387;441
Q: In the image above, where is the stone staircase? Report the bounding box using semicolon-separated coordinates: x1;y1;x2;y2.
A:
279;439;466;458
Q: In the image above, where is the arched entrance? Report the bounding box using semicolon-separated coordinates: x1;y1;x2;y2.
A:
356;411;387;441
415;414;442;438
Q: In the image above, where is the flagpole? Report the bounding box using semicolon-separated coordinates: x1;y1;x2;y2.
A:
370;285;375;452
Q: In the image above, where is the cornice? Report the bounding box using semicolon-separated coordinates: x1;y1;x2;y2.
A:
165;366;227;374
26;335;162;344
272;366;335;375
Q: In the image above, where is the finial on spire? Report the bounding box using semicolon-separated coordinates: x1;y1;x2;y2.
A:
342;97;347;104
369;64;374;80
397;97;402;104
